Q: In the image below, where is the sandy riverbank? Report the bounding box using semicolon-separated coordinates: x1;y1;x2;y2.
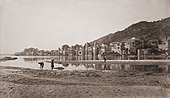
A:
0;66;170;98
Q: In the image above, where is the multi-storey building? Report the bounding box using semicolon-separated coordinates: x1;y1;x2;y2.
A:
125;37;141;55
110;42;122;54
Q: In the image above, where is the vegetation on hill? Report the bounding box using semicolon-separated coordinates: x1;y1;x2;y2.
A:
91;17;170;45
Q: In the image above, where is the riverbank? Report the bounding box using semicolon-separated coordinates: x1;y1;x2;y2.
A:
0;66;170;98
0;57;17;62
52;60;170;65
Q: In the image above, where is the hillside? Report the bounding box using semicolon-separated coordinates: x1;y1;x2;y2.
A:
91;17;170;45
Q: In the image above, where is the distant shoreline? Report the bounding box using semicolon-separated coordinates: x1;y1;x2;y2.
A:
0;54;14;56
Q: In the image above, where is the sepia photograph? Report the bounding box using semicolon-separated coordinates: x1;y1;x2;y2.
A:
0;0;170;98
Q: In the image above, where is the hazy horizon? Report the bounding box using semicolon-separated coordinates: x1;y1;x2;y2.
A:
0;0;170;54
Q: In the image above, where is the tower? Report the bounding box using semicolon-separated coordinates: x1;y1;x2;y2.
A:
93;42;98;60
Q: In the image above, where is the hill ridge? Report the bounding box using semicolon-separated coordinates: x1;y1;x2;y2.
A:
91;17;170;45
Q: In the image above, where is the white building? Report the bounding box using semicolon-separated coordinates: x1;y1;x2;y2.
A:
110;42;122;54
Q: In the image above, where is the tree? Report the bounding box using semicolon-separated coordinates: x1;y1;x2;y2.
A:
147;45;159;55
62;44;70;50
72;44;82;50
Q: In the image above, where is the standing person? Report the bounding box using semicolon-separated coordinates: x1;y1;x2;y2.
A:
103;56;106;62
51;59;54;70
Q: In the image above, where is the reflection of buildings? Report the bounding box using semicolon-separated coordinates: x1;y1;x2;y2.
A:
24;58;38;61
94;64;131;70
84;64;95;70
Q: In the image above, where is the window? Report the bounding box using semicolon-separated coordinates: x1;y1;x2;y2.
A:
132;42;135;47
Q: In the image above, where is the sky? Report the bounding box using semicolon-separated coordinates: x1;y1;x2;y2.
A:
0;0;170;54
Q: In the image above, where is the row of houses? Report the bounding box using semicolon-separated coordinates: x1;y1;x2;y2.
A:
55;37;169;61
15;37;169;61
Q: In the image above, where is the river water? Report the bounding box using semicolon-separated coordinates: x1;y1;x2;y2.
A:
0;56;98;70
1;55;165;71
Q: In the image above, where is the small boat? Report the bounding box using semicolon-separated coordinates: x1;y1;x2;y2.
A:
54;67;64;70
58;62;62;64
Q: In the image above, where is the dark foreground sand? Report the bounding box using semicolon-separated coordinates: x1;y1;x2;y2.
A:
0;66;170;98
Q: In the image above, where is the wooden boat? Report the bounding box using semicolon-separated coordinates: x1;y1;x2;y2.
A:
54;67;64;70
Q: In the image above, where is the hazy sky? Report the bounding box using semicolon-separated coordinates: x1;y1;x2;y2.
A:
0;0;170;54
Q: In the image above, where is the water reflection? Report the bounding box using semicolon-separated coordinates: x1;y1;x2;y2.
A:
0;56;168;72
62;63;69;67
84;64;95;70
59;63;126;71
95;64;128;70
23;58;51;62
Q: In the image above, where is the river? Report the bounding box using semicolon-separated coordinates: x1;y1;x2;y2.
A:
0;56;96;70
1;55;166;71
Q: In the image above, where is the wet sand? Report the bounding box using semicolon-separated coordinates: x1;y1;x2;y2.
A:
0;66;170;98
